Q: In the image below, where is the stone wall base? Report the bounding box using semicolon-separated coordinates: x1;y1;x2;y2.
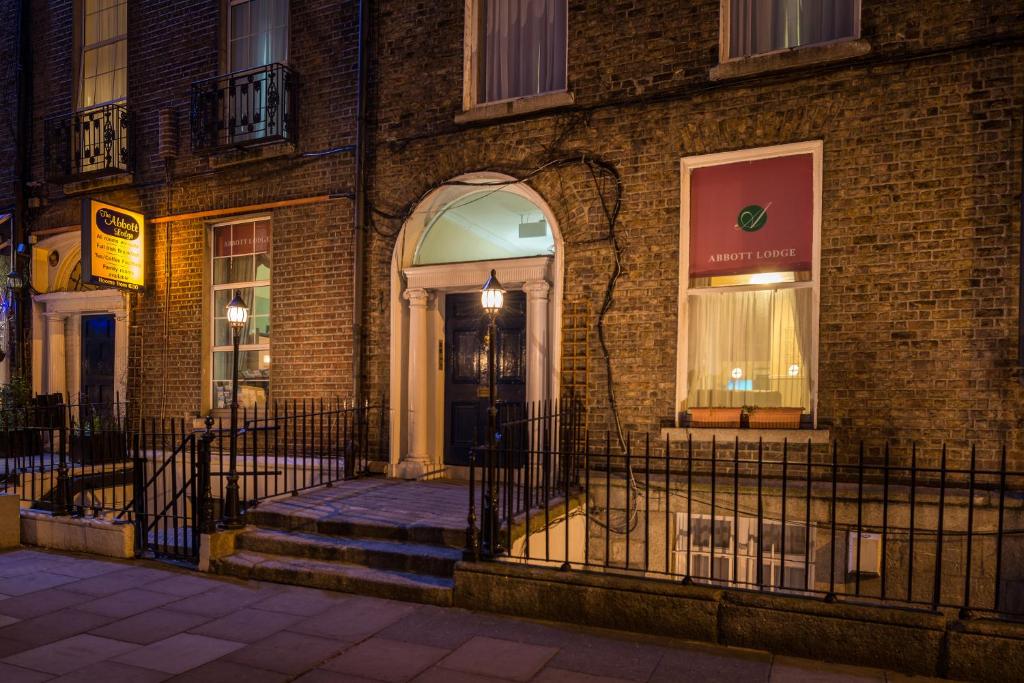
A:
19;510;134;559
454;561;1024;682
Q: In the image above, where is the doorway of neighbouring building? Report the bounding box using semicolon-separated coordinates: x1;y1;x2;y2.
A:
444;291;526;466
81;314;116;410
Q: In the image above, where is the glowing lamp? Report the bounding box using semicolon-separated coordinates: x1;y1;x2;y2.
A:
480;269;505;316
226;291;249;329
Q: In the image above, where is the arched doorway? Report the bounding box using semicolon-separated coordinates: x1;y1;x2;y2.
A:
389;173;564;478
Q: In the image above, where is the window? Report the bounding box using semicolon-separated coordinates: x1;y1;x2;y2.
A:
675;514;815;590
228;0;289;72
211;218;271;409
725;0;859;59
468;0;567;105
678;142;821;422
78;0;128;110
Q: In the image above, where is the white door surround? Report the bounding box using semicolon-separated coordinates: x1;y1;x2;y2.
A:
29;231;129;405
389;173;564;479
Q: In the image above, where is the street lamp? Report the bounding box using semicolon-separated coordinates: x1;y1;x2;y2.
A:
480;269;505;555
222;290;249;529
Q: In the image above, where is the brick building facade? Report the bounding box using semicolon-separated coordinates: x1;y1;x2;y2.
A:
3;0;362;423
2;1;1023;473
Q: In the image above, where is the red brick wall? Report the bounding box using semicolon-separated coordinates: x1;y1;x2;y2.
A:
363;1;1024;464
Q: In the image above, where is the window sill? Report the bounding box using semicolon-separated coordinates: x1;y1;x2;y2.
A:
455;91;575;125
60;171;134;196
710;39;871;81
205;140;296;170
661;426;830;445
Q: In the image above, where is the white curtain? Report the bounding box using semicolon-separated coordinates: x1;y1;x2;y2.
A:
482;0;567;103
729;0;856;58
687;288;811;410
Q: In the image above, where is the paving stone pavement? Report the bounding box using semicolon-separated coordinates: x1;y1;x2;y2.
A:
0;548;949;682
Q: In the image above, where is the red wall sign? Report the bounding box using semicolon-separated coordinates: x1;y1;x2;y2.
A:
689;153;813;278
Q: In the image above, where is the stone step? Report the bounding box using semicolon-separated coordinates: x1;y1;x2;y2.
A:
247;507;467;549
236;527;462;578
215;550;454;607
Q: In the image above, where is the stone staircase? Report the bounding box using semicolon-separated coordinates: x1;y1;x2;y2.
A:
212;496;466;607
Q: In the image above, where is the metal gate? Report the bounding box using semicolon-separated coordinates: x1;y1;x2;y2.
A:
132;419;202;564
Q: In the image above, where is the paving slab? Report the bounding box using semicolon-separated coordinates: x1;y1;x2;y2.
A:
534;669;634;683
49;660;171;683
91;608;214;645
248;585;349;616
0;607;117;647
166;659;289;683
321;636;449;682
437;635;558;682
223;629;350;675
77;588;182;618
0;660;54;683
187;606;304;643
0;588;93;619
770;656;887;682
0;571;80;596
111;633;245;675
3;633;139;675
288;594;416;641
650;646;772;683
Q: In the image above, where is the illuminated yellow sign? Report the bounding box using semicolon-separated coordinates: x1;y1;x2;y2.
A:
81;199;145;291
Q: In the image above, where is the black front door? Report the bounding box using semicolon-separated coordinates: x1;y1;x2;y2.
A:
444;291;526;466
81;314;116;409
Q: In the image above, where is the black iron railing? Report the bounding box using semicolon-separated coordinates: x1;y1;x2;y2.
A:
199;398;387;512
468;408;1024;619
191;63;297;152
1;399;132;517
44;102;132;182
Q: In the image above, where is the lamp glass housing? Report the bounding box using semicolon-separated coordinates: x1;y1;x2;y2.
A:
226;291;250;329
6;270;23;292
480;269;506;316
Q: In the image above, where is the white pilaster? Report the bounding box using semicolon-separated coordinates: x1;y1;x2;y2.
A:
65;315;81;402
114;311;129;405
523;280;551;406
44;312;67;399
399;287;433;478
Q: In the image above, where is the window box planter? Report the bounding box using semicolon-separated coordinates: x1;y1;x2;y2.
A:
747;407;804;429
688;407;743;428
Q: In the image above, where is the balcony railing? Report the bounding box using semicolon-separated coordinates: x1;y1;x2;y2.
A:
44;102;132;183
191;63;297;152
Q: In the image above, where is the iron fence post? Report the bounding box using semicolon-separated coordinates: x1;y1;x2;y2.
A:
465;448;480;561
199;416;217;535
52;423;70;516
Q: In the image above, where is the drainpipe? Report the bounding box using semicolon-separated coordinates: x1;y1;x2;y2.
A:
11;0;32;377
1019;103;1024;385
352;0;370;404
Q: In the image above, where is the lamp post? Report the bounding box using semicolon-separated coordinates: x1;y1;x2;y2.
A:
222;290;249;529
480;269;505;555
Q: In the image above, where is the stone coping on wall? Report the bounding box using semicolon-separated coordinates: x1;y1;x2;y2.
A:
661;427;831;445
454;560;1024;681
19;509;134;559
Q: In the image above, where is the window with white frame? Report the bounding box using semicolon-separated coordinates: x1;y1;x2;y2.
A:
78;0;128;109
211;218;271;409
725;0;859;60
468;0;567;105
674;514;815;590
228;0;289;72
678;142;821;419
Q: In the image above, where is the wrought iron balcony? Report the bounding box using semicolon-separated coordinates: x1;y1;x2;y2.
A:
44;102;133;183
190;63;297;153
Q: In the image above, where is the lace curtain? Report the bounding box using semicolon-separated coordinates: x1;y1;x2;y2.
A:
482;0;567;103
729;0;857;58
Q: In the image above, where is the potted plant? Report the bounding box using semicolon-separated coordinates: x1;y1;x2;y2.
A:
746;406;804;429
688;407;743;428
0;374;42;457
